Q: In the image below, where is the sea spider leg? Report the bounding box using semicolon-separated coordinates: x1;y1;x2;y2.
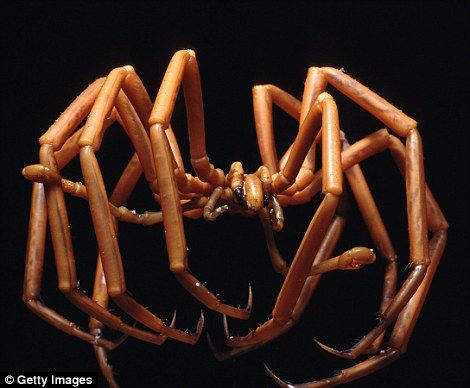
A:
265;129;447;385
252;76;335;274
149;123;252;319
276;67;330;198
150;50;225;195
23;160;177;345
209;194;348;360
77;67;203;343
252;84;302;174
301;70;437;360
34;70;193;345
269;132;398;354
225;93;351;347
120;66;189;199
203;186;229;221
148;50;252;319
260;131;398;353
23;182;121;350
267;204;447;386
252;71;325;275
253;83;321;200
22;80;129;350
88;150;167;388
340;136;397;354
24;153;203;387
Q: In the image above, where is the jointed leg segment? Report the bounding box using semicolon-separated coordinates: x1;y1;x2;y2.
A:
24;51;447;387
256;67;447;385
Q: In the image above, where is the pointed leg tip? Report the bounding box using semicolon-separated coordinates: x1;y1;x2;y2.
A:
169;310;177;328
167;310;204;345
314;338;353;359
222;314;231;339
264;364;291;387
213;284;252;320
266;362;346;388
246;282;253;312
195;311;205;338
222;314;247;347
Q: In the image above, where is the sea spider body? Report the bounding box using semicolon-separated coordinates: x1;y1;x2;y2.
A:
23;50;448;386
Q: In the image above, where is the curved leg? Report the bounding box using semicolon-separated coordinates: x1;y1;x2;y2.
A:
314;131;429;358
209;194;348;360
252;84;301;174
89;260;120;388
87;151;168;387
309;78;432;359
23;160;177;345
22;183;122;350
76;67;204;342
150;49;225;191
224;88;346;346
26;66;204;351
340;136;398;353
268;229;447;387
148;51;255;319
149;123;252;319
267;121;447;384
23;80;132;350
253;66;330;196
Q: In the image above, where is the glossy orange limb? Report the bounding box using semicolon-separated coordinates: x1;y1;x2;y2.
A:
23;50;447;387
22;66;203;385
260;69;448;385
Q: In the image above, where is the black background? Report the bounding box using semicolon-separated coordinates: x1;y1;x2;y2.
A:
1;2;468;387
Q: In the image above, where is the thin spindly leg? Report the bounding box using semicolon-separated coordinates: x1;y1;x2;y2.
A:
23;154;202;347
31;67;200;344
22;80;129;350
314;131;429;359
339;136;398;354
89;260;119;388
34;144;185;342
87;151;169;387
300;68;433;359
268;207;447;386
252;84;301;174
271;93;342;197
148;51;254;319
121;65;188;198
267;128;447;385
22;183;121;350
277;129;391;205
150;49;225;194
149;123;252;319
225;89;348;347
75;67;203;343
253;70;329;277
252;83;319;197
210;194;348;360
225;194;340;347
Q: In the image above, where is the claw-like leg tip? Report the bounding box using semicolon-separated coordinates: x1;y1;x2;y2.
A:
223;314;231;339
169;310;177;328
264;364;292;387
214;283;252;320
196;311;205;337
314;338;351;359
246;282;253;312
